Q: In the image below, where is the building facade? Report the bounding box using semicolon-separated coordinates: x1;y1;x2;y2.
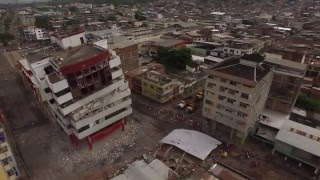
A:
19;32;132;147
109;42;139;72
202;54;273;139
126;63;183;103
264;52;307;113
0;111;20;180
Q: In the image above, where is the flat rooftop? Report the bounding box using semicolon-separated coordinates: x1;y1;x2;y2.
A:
52;44;105;67
211;57;272;82
25;44;106;67
151;39;184;48
259;108;289;130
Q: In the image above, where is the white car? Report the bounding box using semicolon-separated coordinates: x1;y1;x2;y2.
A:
177;100;186;109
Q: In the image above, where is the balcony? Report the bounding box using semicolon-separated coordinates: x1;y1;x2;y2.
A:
109;56;121;69
58;79;127;116
111;68;123;80
45;73;69;93
71;88;131;121
74;108;132;139
53;92;73;105
71;98;132;129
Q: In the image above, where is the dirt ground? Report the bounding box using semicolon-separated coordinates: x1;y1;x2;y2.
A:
14;110;167;180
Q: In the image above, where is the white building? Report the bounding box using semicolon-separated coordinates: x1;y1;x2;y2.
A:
19;31;132;147
273;118;320;174
203;54;273;140
50;30;87;50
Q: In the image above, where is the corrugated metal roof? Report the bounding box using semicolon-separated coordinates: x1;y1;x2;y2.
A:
276;120;320;157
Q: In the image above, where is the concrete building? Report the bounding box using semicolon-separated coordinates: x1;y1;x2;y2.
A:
273;118;320;174
264;52;307;113
126;63;183;103
108;41;139;72
224;39;265;57
0;111;20;180
148;38;185;56
19;32;132;148
23;27;49;41
202;54;273;140
50;30;87;50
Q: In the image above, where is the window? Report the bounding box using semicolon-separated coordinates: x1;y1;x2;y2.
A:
49;99;55;104
218;95;225;101
2;158;9;166
239;102;249;108
207;82;215;88
78;124;90;133
205;100;213;105
228;89;238;95
217;104;225;109
221;78;227;83
226;107;236;113
220;86;228;92
237;111;248;117
54;88;70;97
241;93;249;99
230;81;237;86
7;169;15;177
296;130;306;136
227;98;235;104
44;88;51;93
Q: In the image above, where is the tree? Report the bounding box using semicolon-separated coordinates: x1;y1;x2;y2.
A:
156;48;192;70
295;93;320;113
106;15;117;21
35;16;53;30
66;19;79;26
69;6;79;12
0;33;15;46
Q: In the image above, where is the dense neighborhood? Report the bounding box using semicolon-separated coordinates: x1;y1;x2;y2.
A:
0;0;319;179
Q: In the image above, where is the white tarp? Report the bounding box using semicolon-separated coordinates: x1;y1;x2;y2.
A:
160;129;222;160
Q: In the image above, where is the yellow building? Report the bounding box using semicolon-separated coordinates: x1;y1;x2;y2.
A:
0;127;19;180
141;71;183;103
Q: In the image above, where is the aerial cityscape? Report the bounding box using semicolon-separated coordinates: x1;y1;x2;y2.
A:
0;0;319;179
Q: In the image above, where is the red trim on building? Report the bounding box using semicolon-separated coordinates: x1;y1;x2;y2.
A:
60;51;110;75
87;119;125;150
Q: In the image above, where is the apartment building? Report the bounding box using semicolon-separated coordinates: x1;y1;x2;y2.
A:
203;54;273;140
19;31;132;148
126;63;183;103
0;112;19;180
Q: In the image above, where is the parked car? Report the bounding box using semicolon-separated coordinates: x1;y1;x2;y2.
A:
177;100;187;109
196;91;204;100
185;102;196;113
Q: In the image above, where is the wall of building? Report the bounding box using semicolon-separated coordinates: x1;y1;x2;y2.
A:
114;44;139;72
56;32;87;50
203;70;273;139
